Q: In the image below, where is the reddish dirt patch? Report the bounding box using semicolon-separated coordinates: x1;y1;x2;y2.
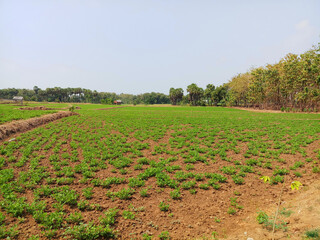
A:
0;111;78;140
225;178;320;240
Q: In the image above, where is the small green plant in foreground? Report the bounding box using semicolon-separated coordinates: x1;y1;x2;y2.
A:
64;222;114;239
122;210;135;220
82;187;94;199
140;188;149;197
305;228;320;239
256;211;269;224
256;211;288;231
170;189;181;200
159;231;170;240
142;233;153;240
227;207;236;215
159;202;170;212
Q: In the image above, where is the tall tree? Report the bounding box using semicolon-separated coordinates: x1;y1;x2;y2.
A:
187;83;204;106
169;88;184;105
204;84;215;106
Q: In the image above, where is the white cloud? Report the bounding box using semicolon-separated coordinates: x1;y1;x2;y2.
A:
295;19;309;30
285;19;318;51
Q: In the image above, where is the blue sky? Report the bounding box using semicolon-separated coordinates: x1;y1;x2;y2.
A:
1;0;319;94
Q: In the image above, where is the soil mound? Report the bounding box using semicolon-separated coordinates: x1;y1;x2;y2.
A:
19;106;52;110
0;111;78;140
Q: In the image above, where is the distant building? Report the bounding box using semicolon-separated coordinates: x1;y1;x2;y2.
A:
113;100;122;105
13;96;23;105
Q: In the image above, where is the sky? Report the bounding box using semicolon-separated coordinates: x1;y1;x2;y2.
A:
0;0;319;95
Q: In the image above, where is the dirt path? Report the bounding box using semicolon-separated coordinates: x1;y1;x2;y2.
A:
224;178;320;240
0;111;78;141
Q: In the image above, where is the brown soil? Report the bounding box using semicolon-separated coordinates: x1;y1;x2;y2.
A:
19;106;80;110
224;178;320;240
0;111;78;140
19;106;53;110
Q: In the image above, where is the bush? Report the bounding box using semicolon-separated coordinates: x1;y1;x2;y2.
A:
305;228;320;239
140;188;149;197
159;231;170;240
232;175;245;185
170;189;181;200
82;187;94;199
256;211;268;224
227;207;236;215
52;187;78;206
122;210;135;220
64;222;114;240
100;208;118;226
66;212;83;224
159;202;169;212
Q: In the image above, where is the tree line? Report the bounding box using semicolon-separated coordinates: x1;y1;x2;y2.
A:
1;43;318;110
0;87;170;105
170;43;320;111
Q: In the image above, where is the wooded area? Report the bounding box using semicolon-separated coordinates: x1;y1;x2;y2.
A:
170;43;320;111
0;87;170;105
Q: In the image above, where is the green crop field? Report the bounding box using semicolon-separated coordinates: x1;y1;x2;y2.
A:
0;105;319;239
0;104;58;125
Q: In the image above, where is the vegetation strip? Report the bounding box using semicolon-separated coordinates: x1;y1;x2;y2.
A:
0;111;78;140
96;106;129;110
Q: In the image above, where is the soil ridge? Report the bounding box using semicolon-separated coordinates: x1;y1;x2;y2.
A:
0;111;78;140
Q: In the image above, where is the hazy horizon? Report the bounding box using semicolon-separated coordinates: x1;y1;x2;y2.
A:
1;0;319;94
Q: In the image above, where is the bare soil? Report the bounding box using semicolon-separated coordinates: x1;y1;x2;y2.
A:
224;178;320;240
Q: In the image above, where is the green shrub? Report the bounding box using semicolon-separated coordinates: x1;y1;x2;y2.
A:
77;200;92;211
122;210;135;220
82;187;94;199
128;177;145;188
270;175;284;185
232;175;245;185
140;188;149;197
159;231;170;240
106;188;135;200
52;187;78;205
66;212;83;224
100;208;118;226
227;207;236;215
159;202;169;212
0;212;5;225
181;180;196;189
0;225;19;239
170;189;181;200
256;211;268;224
64;222;114;240
305;228;320;239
